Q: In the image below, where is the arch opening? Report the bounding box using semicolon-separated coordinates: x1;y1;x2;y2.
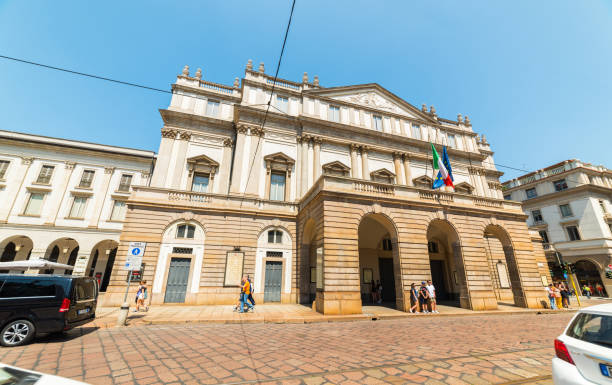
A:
0;236;33;273
358;213;403;310
43;238;79;275
86;240;119;292
574;260;608;297
483;225;526;307
299;218;318;304
427;219;468;309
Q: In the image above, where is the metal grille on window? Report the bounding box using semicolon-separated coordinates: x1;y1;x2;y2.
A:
172;247;194;254
266;251;283;258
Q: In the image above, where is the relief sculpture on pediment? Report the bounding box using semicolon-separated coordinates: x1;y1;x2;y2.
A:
334;92;406;115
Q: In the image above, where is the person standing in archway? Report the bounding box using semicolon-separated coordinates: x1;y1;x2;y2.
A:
418;282;430;313
409;283;419;313
426;280;439;314
596;283;604;297
376;280;383;304
371;279;378;304
546;284;556;310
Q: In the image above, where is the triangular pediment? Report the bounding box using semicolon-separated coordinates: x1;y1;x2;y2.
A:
413;175;433;187
322;161;350;172
455;181;474;194
305;84;435;122
370;168;395;178
263;152;295;165
187;154;219;167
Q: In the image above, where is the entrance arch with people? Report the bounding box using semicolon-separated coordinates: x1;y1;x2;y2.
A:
574;259;608;297
357;213;403;310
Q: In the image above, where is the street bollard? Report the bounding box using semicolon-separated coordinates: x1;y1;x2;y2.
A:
117;302;130;326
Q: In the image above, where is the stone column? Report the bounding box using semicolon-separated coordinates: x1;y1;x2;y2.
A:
301;135;310;195
151;129;177;187
403;154;413;186
230;126;248;194
307;138;314;187
88;166;114;227
480;170;490;198
170;131;191;189
470;167;484;196
349;144;359;178
313;137;322;182
217;138;234;194
295;136;302;198
245;127;265;196
48;161;76;225
361;146;370;180
393;152;404;185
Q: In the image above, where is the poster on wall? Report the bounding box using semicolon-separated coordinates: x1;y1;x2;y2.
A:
316;247;323;290
497;262;510;288
224;252;244;287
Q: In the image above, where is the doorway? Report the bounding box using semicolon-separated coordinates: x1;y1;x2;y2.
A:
378;258;396;303
264;260;283;302
430;260;450;300
164;257;191;303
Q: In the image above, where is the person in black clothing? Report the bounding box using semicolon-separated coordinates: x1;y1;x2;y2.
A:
247;275;256;307
418;281;430;313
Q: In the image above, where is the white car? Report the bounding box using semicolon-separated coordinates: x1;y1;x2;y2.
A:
0;364;87;384
553;303;612;384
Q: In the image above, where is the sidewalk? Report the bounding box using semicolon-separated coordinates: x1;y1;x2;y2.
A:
91;297;611;328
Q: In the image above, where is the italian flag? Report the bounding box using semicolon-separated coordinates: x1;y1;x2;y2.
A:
431;143;454;188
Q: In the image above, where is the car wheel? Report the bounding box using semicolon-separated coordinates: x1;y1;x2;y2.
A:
0;320;35;347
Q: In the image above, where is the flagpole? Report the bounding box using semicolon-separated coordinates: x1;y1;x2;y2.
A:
426;132;431;189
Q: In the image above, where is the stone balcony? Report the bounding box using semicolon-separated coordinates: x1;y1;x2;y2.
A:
129;176;523;218
302;175;525;215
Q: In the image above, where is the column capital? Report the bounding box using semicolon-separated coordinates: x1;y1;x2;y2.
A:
360;145;369;153
21;156;34;165
392;152;403;160
236;125;249;134
179;131;192;141
64;161;76;170
350;143;360;152
223;138;234;147
402;153;411;161
161;128;178;139
251;127;265;137
313;136;323;144
104;166;115;174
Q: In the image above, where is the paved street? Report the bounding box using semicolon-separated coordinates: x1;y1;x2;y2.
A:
0;312;575;385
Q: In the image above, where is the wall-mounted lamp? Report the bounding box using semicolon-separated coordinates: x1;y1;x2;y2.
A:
233;246;241;251
15;244;22;252
105;249;111;255
62;247;69;254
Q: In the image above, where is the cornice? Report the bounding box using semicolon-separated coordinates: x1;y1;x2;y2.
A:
171;83;242;103
159;109;234;131
519;184;612;207
242;78;303;98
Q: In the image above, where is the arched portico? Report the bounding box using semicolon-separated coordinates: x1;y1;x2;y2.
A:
86;240;119;292
299;218;318;304
427;219;470;309
574;259;608;297
358;213;404;310
0;236;34;273
43;238;79;274
483;224;527;307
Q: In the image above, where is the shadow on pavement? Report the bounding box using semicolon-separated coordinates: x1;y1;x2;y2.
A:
36;326;99;344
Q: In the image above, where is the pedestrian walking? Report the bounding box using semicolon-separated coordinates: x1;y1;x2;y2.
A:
409;283;419;313
426;280;439;313
135;280;148;312
545;284;556;310
596;283;604;297
247;275;256;308
371;280;378;303
239;276;254;313
418;281;430;313
560;282;570;308
583;284;591;299
376;280;383;304
554;283;562;309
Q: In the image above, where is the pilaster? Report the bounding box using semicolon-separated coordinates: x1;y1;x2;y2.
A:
217;138;234;194
349;144;359;178
361;146;370;180
170;131;191;189
393;152;404;185
230;125;248;194
402;154;413;186
313;136;322;182
151;128;177;188
245;127;265;196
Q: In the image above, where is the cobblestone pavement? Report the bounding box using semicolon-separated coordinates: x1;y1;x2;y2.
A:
0;312;575;385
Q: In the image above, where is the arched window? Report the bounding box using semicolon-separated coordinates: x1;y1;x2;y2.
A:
268;230;283;244
176;224;196;239
382;238;392;251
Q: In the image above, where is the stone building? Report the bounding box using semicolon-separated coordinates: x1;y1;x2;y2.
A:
502;159;612;297
101;61;551;313
0;130;154;291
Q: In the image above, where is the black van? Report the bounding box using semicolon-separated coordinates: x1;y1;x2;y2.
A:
0;275;98;347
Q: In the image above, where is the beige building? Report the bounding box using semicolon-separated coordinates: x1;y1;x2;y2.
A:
502;159;612;296
101;60;551;314
0;130;154;291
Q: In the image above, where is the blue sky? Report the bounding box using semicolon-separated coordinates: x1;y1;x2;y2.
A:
0;1;610;180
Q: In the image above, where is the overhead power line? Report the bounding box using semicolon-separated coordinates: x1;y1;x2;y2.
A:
0;52;589;188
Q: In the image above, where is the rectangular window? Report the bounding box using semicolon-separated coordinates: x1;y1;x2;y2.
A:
447;134;456;148
79;170;95;188
328;105;340;122
191;173;209;193
566;226;581;241
206;100;220;116
411;124;421;140
269;172;286;201
503;194;512;201
24;193;44;216
559;204;573;217
276;95;288;113
0;160;9;179
526;188;537;199
36;165;55;184
118;174;132;192
373;115;383;131
599;200;608;214
382;239;392;251
268;230;282;243
532;209;543;223
553;179;568;192
69;196;88;218
538;230;549;244
427;241;438;253
0;279;56;298
110;200;127;221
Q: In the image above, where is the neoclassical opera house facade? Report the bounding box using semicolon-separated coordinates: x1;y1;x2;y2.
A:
102;61;551;314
